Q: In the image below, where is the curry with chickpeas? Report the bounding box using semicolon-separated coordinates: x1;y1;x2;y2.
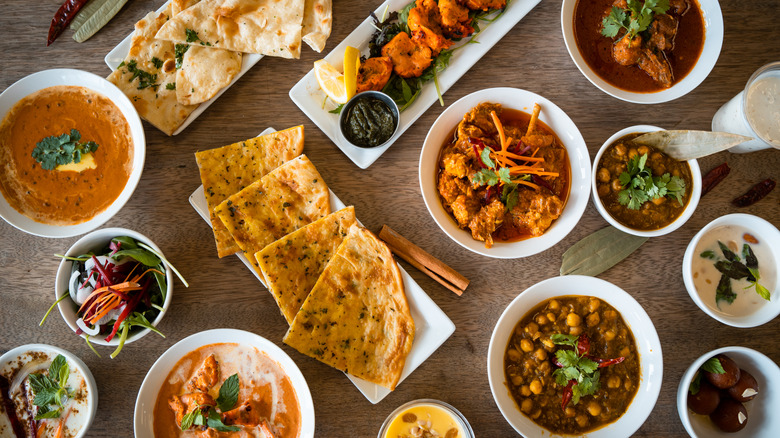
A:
504;296;639;434
596;133;692;230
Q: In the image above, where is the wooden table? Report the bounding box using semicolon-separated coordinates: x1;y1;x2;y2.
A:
1;1;778;436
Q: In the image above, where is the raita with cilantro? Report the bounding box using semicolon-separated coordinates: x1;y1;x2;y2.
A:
596;132;692;230
437;102;570;248
504;296;639;434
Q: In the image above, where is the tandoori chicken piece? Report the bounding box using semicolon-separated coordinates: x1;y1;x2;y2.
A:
468;198;505;248
408;0;454;55
509;189;564;237
442;151;470;179
356;56;394;93
168;392;216;427
438;0;474;38
381;32;432;78
438;172;472;204
221;401;262;427
457;102;501;142
464;0;507;11
186;354;220;393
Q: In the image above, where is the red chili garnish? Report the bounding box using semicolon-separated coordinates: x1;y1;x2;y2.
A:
576;334;590;356
516;141;532;156
587;355;626;368
105;277;150;342
532;174;554;193
47;0;90;46
732;178;776;207
701;162;730;197
561;380;576;411
485;185;494;202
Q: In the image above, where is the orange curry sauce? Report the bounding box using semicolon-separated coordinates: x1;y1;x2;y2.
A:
0;86;132;225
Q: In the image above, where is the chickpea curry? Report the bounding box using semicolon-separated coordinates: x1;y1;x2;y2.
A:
504;296;640;434
436;102;570;248
596;133;692;230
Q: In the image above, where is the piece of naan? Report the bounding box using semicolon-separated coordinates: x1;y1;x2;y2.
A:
256;206;356;324
107;8;198;136
284;224;415;390
214;155;330;270
176;45;242;105
155;0;305;58
302;0;332;53
195;126;304;257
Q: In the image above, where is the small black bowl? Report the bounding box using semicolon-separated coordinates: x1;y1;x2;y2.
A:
338;91;400;149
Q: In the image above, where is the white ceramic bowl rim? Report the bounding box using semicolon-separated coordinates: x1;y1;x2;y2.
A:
591;125;702;237
419;87;591;259
0;343;98;438
0;68;146;238
377;398;475;438
133;329;315;438
54;227;174;347
487;275;663;437
560;0;724;104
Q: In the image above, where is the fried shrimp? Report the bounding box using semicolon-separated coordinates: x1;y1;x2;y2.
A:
408;0;453;55
381;32;433;78
356;56;394;93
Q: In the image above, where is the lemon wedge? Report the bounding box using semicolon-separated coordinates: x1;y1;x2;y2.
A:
314;60;348;104
343;46;360;101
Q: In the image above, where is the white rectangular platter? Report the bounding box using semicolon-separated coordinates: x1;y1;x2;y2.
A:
289;0;541;168
188;129;455;404
104;0;263;136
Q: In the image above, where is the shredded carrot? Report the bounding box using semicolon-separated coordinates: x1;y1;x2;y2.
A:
531;147;540;158
123;263;141;283
494;150;544;162
510;169;559;177
527;103;541;136
515;180;541;190
78;282;142;313
490;111;507;151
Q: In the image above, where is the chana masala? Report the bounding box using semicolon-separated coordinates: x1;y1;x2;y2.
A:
504;296;640;434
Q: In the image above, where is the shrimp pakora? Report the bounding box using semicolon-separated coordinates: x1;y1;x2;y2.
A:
464;0;507;11
381;32;433;78
408;0;454;55
357;56;394;92
438;0;475;38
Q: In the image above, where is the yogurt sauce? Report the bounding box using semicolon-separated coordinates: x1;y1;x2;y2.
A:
384;403;466;438
692;225;777;317
745;74;780;148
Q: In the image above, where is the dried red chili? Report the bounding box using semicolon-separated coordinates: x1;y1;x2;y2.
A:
47;0;90;46
732;178;776;207
561;380;576;411
701;162;730;197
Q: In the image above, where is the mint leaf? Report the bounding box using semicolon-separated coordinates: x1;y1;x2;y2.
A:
49;354;66;380
35;407;61;420
755;282;771;301
207;409;241;432
715;274;736;305
216;374;240;412
180;407;201;430
701;357;725;374
700;250;716;259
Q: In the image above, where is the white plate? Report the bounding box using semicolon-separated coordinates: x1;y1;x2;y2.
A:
419;87;591;258
289;0;542;169
104;0;263;136
133;329;315;437
188;129;455;404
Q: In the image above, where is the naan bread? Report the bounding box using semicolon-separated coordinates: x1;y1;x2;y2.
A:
284;224;415;390
171;0;199;16
176;45;242;105
214;155;330;269
107;9;198;136
256;206;356;324
154;0;306;59
195;126;304;257
302;0;332;53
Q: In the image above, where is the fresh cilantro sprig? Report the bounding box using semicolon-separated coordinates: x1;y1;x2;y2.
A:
471;146;530;211
28;354;73;420
180;374;241;432
32;129;99;170
703;241;770;306
602;0;670;41
617;153;686;210
551;335;600;406
124;59;159;90
174;43;190;69
689;357;725;394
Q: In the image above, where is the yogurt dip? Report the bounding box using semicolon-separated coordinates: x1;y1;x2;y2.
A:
379;399;473;438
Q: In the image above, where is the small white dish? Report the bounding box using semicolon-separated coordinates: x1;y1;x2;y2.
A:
377;399;475;438
560;0;724;104
592;125;702;237
0;69;145;238
487;275;663;437
0;344;98;438
677;346;780;438
418;87;591;259
54;227;174;348
104;0;263;136
337;91;399;149
289;0;542;169
133;329;314;438
682;214;780;327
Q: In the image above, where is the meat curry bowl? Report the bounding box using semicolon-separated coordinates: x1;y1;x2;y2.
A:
561;0;723;104
419;88;591;258
488;276;663;437
592;125;701;237
0;69;145;238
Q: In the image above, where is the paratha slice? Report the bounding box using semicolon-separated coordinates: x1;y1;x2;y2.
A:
256;206;356;324
195;126;304;257
284;224;415;390
154;0;305;59
214;155;330;269
302;0;332;53
176;45;242;105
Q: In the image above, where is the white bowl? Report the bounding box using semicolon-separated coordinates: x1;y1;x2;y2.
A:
0;68;145;238
592;125;702;237
0;343;98;438
54;227;173;348
561;0;724;104
487;275;663;437
682;214;780;327
377;399;474;438
419;87;591;258
677;346;780;438
134;329;315;438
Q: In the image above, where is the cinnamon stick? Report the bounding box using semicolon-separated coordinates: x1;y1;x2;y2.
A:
378;225;469;296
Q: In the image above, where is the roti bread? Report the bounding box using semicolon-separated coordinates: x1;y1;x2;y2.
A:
302;0;332;53
176;45;242;105
214;155;330;269
195;126;304;257
283;224;415;390
256;206;356;324
154;0;306;59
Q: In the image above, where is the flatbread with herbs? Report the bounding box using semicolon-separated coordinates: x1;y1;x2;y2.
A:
302;0;332;53
284;224;415;390
195;126;304;257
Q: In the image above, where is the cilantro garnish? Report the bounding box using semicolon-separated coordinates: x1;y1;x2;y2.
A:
166;82;176;90
617;153;686;210
124;59;159;90
27;354;73;420
32;129;99;170
471;145;532;212
151;57;163;69
551;336;601;406
602;0;670;41
175;43;190;69
703;241;770;305
185;28;200;43
180;374;241;432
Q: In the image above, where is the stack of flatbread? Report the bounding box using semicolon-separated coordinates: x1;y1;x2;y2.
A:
108;0;332;135
195;128;415;390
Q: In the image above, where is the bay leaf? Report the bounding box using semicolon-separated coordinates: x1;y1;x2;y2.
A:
560;226;648;276
632;130;753;161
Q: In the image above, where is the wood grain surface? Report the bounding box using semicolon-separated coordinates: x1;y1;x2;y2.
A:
1;1;779;437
